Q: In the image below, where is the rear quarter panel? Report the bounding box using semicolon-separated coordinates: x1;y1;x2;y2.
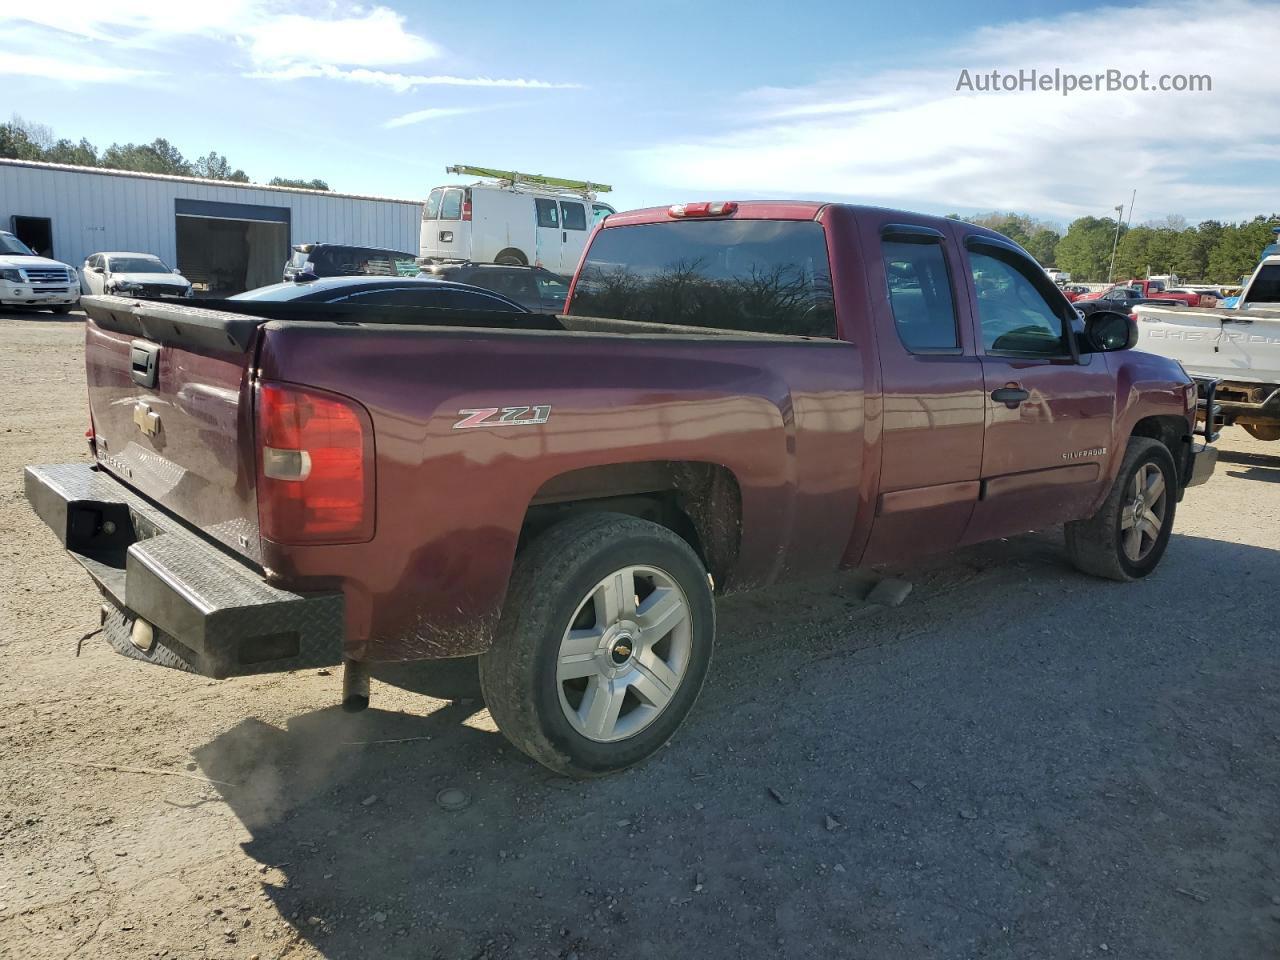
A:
256;323;865;660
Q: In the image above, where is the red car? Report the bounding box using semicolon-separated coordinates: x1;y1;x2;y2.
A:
26;201;1217;776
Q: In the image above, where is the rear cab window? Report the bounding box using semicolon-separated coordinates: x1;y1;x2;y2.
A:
569;218;835;337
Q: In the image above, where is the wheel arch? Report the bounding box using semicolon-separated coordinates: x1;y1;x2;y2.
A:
518;460;743;591
494;247;528;266
1130;413;1193;489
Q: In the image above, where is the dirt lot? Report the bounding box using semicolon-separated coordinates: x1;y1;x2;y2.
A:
1;310;1278;960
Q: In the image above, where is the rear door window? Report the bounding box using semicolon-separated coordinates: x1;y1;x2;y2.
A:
569;219;835;337
440;189;463;221
560;201;587;231
881;238;960;352
591;204;614;224
535;198;560;229
424;188;443;220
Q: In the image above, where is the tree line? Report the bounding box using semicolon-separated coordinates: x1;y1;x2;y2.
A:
0;116;329;192
948;211;1280;284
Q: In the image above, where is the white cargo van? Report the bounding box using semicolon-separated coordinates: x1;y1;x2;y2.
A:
419;166;615;273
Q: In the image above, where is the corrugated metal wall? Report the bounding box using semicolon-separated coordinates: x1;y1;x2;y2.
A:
0;162;422;269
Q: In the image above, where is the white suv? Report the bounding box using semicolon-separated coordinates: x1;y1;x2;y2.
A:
0;231;79;313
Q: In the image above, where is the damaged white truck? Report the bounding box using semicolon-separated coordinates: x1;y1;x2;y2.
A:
1134;255;1280;440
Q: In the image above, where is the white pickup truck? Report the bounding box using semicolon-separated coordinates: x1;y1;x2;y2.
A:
1133;255;1280;440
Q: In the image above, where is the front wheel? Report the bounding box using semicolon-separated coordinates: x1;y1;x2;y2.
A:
1065;437;1177;581
479;513;715;777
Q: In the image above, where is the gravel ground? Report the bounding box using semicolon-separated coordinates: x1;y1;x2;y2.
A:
1;310;1277;960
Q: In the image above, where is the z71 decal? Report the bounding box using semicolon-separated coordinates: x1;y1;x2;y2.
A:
453;405;552;430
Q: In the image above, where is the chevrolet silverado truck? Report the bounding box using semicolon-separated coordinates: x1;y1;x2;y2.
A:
1134;254;1280;440
26;201;1217;777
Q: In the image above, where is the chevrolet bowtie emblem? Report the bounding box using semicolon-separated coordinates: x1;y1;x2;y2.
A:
133;401;161;437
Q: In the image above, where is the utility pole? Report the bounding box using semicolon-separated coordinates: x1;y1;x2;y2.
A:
1108;203;1125;282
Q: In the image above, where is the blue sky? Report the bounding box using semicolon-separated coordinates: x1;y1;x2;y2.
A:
3;0;1278;225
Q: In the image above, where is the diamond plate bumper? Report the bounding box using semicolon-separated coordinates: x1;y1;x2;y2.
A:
25;462;344;678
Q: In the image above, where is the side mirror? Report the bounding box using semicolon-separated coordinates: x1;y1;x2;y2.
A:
173;268;182;275
1081;310;1137;353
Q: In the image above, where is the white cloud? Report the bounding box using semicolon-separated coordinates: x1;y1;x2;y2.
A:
3;3;442;71
241;8;440;68
384;106;490;128
0;52;153;84
248;63;582;93
631;0;1280;222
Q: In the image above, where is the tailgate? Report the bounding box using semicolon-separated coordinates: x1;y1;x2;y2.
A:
1134;304;1280;383
81;296;264;563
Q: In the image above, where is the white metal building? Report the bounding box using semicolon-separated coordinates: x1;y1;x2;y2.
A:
0;159;421;295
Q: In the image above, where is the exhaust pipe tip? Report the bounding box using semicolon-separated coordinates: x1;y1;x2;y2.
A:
341;658;370;712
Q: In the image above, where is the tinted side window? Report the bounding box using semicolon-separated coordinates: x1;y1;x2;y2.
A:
535;198;559;229
560;201;586;231
475;271;538;304
341;286;524;312
440;189;463;220
1245;265;1280;303
881;239;959;352
569;219;835;338
424;188;443;220
969;247;1069;356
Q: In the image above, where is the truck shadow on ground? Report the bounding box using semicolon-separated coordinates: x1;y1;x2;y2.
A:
1218;448;1280;483
193;528;1280;960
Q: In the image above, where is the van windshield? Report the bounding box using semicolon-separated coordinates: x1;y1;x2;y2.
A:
568;219;835;337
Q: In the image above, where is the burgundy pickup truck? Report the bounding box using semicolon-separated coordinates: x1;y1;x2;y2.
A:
26;201;1217;776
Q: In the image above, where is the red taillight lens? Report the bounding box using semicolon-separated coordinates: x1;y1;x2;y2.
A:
462;188;473;221
255;382;375;545
668;201;738;218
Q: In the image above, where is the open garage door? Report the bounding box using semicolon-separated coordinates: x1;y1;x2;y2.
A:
175;199;290;297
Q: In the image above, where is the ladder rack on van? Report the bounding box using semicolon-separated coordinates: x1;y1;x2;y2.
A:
445;165;612;199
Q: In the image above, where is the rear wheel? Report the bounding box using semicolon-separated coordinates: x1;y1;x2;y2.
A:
494;248;528;266
1065;437;1177;581
479;513;714;777
1242;423;1280;441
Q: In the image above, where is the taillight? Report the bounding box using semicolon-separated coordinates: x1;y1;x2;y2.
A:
669;201;738;218
462;188;473;221
255;382;375;545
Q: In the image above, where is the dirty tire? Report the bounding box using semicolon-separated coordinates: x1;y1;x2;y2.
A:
479;513;715;777
1065;437;1177;581
1242;423;1280;441
494;248;528;266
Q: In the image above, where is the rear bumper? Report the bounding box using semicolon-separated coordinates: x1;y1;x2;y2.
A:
1195;377;1280;426
24;463;344;678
